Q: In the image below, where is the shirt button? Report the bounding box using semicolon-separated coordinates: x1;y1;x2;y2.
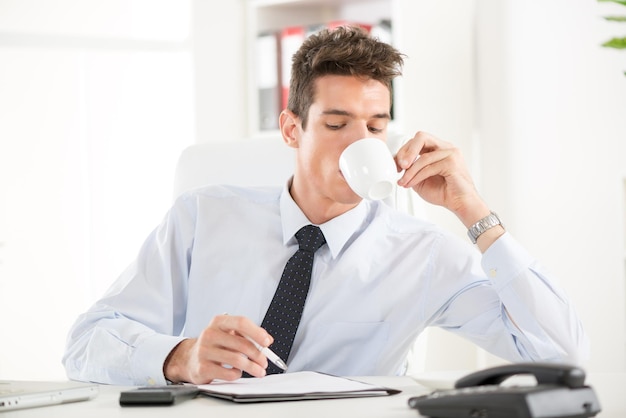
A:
489;269;497;278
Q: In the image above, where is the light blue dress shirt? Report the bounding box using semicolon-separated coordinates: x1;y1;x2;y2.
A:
63;183;589;385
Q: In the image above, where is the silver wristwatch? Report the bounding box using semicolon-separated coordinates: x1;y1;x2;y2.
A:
467;212;502;244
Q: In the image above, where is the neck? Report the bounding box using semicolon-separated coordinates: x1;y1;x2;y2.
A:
289;180;359;225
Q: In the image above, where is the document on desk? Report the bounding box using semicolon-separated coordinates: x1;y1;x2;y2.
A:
196;371;401;403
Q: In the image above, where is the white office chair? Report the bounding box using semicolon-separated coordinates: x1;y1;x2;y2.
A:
172;137;295;199
173;135;425;215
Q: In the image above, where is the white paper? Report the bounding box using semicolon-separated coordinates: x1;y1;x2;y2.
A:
198;371;386;396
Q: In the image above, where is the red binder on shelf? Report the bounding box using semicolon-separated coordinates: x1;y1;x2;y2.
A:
326;20;373;32
279;25;305;111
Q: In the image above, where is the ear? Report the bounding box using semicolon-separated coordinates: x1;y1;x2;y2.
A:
279;109;300;149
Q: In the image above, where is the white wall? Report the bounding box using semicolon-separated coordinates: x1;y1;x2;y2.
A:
476;0;626;373
392;0;485;372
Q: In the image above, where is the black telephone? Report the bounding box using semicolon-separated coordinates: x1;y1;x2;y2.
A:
408;363;601;418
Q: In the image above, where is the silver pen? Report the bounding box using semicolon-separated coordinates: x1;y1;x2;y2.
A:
244;335;288;372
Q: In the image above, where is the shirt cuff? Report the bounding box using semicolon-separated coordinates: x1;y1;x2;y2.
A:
481;232;535;291
131;333;186;386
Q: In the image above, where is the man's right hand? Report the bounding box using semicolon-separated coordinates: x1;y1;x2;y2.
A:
163;314;273;384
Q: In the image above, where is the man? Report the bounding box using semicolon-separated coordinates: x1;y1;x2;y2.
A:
63;26;588;386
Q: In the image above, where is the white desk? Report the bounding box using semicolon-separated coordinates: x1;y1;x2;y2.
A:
2;377;423;418
3;374;624;417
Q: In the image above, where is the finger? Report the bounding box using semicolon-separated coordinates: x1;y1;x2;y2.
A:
218;347;269;378
227;333;270;371
194;327;268;380
188;358;243;383
213;315;273;373
396;131;455;171
219;314;274;348
398;148;454;187
200;321;266;365
395;133;426;170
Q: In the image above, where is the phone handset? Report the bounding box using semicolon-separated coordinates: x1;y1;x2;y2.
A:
454;362;586;389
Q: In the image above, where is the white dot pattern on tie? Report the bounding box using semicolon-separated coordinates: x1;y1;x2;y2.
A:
261;224;326;374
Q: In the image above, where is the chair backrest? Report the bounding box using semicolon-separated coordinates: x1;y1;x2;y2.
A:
172;135;425;218
173;137;295;199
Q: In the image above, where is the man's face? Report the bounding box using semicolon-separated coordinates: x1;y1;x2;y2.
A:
291;75;391;209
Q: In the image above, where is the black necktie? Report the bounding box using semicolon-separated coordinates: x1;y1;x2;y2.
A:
262;225;326;374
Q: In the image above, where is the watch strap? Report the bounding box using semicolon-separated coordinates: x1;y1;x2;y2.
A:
467;212;502;244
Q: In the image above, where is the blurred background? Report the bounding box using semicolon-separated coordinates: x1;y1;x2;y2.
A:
0;0;624;380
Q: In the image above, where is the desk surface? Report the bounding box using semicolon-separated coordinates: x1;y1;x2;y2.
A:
3;374;624;418
2;376;422;418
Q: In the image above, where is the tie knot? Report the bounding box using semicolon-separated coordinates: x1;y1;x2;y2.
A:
295;225;326;253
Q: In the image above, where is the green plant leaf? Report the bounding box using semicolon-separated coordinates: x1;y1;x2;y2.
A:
604;15;626;21
602;37;626;48
598;0;626;6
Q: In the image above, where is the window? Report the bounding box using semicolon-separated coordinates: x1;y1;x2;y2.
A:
0;0;194;379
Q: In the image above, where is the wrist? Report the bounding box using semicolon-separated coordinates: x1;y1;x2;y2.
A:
163;338;193;383
464;211;505;253
467;212;503;244
475;224;505;253
454;198;491;229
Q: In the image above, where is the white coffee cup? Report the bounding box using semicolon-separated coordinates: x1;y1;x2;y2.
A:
339;138;398;200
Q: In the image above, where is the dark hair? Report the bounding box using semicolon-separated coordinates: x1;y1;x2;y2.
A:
288;25;405;129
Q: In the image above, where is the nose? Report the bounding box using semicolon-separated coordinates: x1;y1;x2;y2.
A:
347;125;379;146
355;124;372;141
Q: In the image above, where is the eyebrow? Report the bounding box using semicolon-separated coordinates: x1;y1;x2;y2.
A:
321;109;391;120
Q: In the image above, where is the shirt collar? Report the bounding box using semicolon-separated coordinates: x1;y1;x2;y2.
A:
280;178;370;259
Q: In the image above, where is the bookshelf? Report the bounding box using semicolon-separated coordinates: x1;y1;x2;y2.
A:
246;0;397;139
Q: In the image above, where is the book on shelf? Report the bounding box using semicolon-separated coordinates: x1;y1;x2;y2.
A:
256;31;281;131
